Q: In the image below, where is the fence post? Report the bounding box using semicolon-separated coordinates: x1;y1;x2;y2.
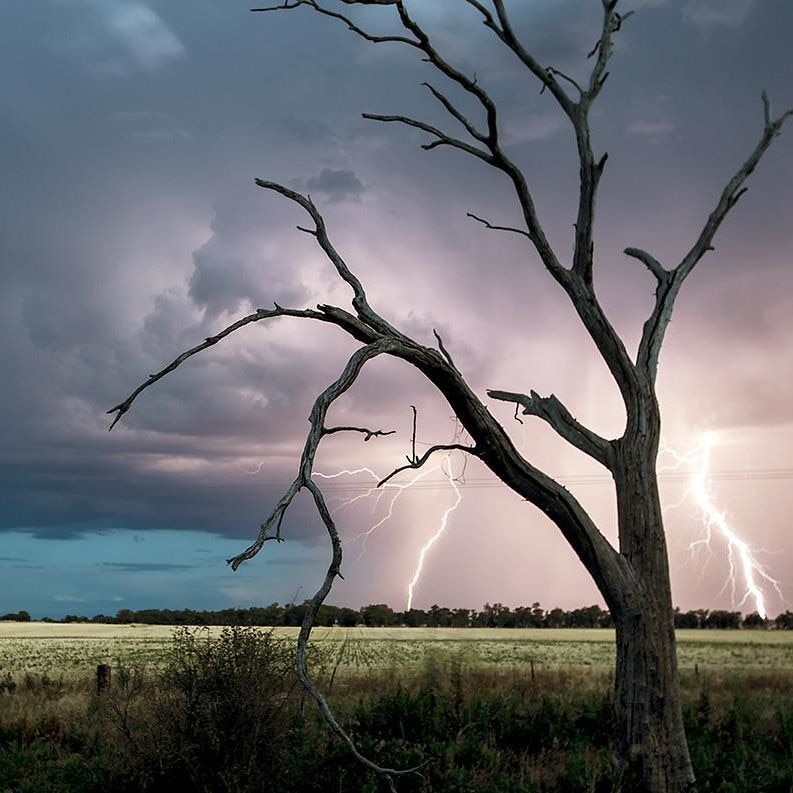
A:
96;664;111;693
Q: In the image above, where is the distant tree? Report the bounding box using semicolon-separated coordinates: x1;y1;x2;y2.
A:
337;607;360;628
449;608;473;628
775;611;793;630
742;612;767;629
402;608;428;627
704;610;741;630
544;607;567;629
674;609;701;629
0;610;30;622
360;603;398;627
427;604;453;627
115;608;134;625
513;604;543;628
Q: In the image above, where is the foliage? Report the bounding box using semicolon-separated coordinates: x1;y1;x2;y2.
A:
0;611;31;622
104;625;304;792
0;656;792;792
13;601;792;629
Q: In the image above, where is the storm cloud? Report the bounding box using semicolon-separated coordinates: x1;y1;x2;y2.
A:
1;0;792;618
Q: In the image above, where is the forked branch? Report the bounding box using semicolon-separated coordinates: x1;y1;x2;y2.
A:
488;389;614;470
228;338;427;789
378;442;478;488
107;305;329;430
361;112;493;162
636;92;793;380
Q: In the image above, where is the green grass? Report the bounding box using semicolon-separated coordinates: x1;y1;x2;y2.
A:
0;627;792;792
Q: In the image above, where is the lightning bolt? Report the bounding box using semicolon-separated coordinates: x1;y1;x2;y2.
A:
660;432;783;618
314;421;469;607
314;464;444;558
405;453;463;610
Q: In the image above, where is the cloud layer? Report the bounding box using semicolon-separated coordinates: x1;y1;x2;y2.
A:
1;0;792;617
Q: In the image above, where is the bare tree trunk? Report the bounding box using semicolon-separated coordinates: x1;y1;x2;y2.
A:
611;436;695;792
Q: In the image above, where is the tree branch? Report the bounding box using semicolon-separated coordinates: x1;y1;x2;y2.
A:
487;0;575;114
466;211;530;239
323;426;396;441
623;247;668;283
422;82;487;143
635;92;793;380
361;113;493;162
378;443;478;487
107;305;331;430
488;389;614;470
296;479;428;793
676;93;793;283
253;0;420;47
433;329;459;372
228;338;428;789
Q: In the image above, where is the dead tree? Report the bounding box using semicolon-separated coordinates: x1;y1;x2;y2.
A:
108;2;792;791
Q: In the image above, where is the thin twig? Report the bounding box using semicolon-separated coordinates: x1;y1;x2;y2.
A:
467;212;530;238
323;426;396;441
380;443;478;488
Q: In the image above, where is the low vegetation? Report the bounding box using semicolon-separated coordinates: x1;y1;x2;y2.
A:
3;623;793;678
0;626;792;791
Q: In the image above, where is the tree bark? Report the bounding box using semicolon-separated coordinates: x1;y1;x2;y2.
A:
611;429;695;792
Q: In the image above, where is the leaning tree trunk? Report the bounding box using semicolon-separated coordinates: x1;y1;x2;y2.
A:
611;437;696;792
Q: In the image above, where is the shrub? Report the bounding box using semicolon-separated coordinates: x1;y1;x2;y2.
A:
107;626;304;792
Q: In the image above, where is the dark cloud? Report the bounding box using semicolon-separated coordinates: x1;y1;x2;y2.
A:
100;562;193;572
682;0;756;30
267;116;337;146
297;168;365;203
1;0;792;614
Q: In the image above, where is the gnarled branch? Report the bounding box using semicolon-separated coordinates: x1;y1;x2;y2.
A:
107;304;329;430
323;426;396;441
229;338;427;789
635;92;793;380
378;442;478;488
623;247;668;283
361;112;493;162
488;389;614;470
252;0;420;48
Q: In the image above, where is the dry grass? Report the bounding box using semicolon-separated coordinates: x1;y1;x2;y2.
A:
2;623;792;679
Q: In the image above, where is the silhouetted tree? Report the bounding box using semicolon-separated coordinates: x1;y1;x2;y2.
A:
110;1;792;775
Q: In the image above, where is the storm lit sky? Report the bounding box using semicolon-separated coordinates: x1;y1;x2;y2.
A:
2;0;792;619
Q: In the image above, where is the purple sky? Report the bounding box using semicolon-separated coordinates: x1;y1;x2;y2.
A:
2;0;793;619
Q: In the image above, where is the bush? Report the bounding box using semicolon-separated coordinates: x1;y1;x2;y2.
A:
107;626;304;792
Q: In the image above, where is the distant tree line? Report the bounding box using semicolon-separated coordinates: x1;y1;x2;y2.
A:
5;604;793;629
0;610;30;622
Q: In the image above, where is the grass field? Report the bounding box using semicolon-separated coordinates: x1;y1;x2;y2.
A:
2;622;792;676
1;624;792;792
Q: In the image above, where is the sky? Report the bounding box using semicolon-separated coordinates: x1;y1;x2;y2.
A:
2;0;792;620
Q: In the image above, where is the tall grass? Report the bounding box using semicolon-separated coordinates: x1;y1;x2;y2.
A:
1;630;791;792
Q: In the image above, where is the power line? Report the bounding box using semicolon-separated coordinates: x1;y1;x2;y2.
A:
151;467;793;493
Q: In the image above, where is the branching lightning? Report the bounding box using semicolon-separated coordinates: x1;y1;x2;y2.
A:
314;419;468;608
405;453;463;610
314;464;444;559
660;432;783;617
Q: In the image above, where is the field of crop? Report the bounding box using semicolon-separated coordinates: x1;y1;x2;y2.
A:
2;622;792;677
